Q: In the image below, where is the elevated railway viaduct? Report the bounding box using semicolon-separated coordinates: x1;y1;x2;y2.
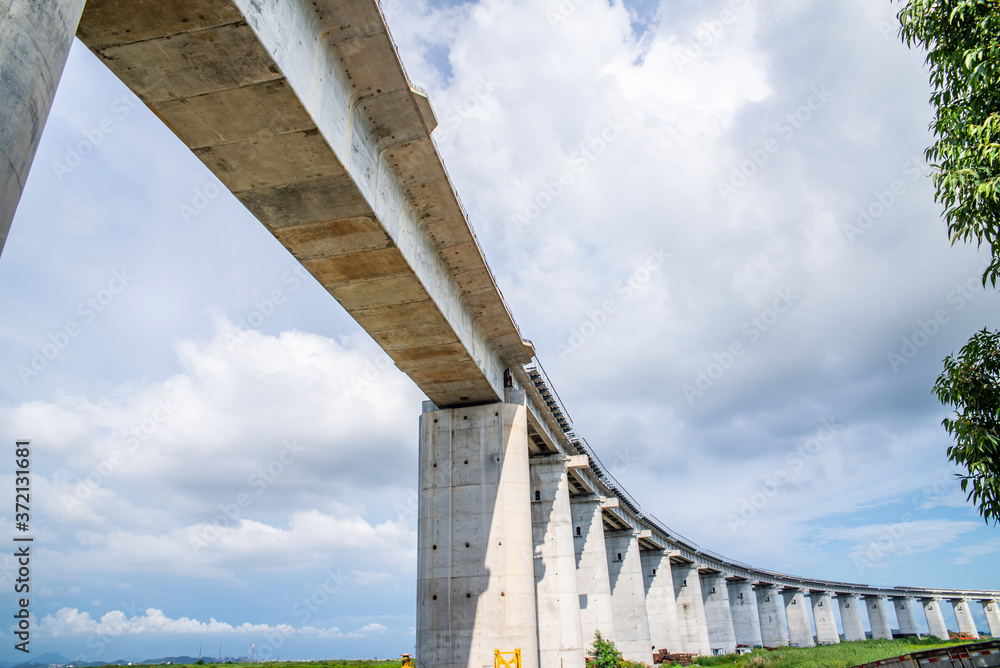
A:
2;0;998;666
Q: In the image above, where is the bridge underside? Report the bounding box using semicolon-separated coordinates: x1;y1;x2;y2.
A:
75;0;534;409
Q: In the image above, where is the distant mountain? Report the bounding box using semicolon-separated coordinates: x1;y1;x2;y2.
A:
141;657;201;665
4;653;202;668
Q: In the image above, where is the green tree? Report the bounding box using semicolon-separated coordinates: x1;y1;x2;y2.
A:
898;0;1000;285
933;329;1000;522
588;630;623;668
898;0;1000;523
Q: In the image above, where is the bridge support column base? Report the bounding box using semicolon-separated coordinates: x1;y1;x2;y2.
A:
755;584;789;647
417;400;539;668
952;599;980;639
921;599;949;640
865;597;894;640
782;590;815;647
837;595;866;642
982;600;1000;638
530;457;585;668
811;593;840;644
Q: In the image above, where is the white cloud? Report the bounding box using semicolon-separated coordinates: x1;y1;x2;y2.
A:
951;538;1000;566
37;607;386;639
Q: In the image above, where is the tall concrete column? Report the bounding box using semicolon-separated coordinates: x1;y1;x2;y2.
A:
0;0;87;254
417;401;539;668
864;596;893;640
672;561;712;655
782;589;815;647
981;600;1000;637
529;456;585;668
641;550;683;653
701;572;737;654
892;597;920;636
921;598;949;640
837;595;866;642
810;592;840;644
570;496;616;647
728;580;763;648
755;584;789;648
604;530;653;664
952;599;980;639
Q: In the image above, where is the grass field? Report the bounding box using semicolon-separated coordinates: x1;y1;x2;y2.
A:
109;662;405;668
686;637;976;668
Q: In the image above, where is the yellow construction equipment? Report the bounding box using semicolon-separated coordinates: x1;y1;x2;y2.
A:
495;649;521;668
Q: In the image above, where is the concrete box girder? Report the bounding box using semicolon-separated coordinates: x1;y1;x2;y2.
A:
75;0;534;409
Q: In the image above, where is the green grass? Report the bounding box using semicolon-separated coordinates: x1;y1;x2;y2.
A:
689;638;975;668
99;662;404;668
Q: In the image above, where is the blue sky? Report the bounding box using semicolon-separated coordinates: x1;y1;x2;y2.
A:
1;0;999;662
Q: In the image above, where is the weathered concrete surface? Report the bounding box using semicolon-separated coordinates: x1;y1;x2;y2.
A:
981;600;1000;637
892;597;920;636
865;596;893;640
605;530;654;663
701;573;736;654
810;592;839;644
571;496;616;647
837;595;866;642
75;0;534;409
529;456;585;668
417;401;539;668
641;551;684;654
756;585;789;647
921;598;949;640
672;561;712;655
782;589;815;647
728;580;763;648
952;599;980;639
0;0;86;254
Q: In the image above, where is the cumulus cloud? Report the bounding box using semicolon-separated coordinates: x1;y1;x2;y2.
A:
36;607;386;639
951;538;1000;567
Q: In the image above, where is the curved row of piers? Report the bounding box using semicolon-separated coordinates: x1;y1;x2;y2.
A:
415;364;1000;668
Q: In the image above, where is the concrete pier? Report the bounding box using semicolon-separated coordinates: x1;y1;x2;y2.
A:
673;561;713;655
892;597;920;637
838;595;866;642
810;592;840;644
604;530;653;663
701;572;737;654
728;580;763;648
782;589;815;647
981;600;1000;638
865;596;894;640
756;584;790;647
952;599;980;639
570;497;616;647
921;598;950;640
417;401;539;668
0;0;87;254
641;550;684;654
529;456;585;668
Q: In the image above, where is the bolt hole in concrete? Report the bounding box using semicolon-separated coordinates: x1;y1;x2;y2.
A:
464;416;468;420
466;593;471;598
465;542;470;548
432;595;437;600
432;545;437;550
433;463;437;467
464;459;469;464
